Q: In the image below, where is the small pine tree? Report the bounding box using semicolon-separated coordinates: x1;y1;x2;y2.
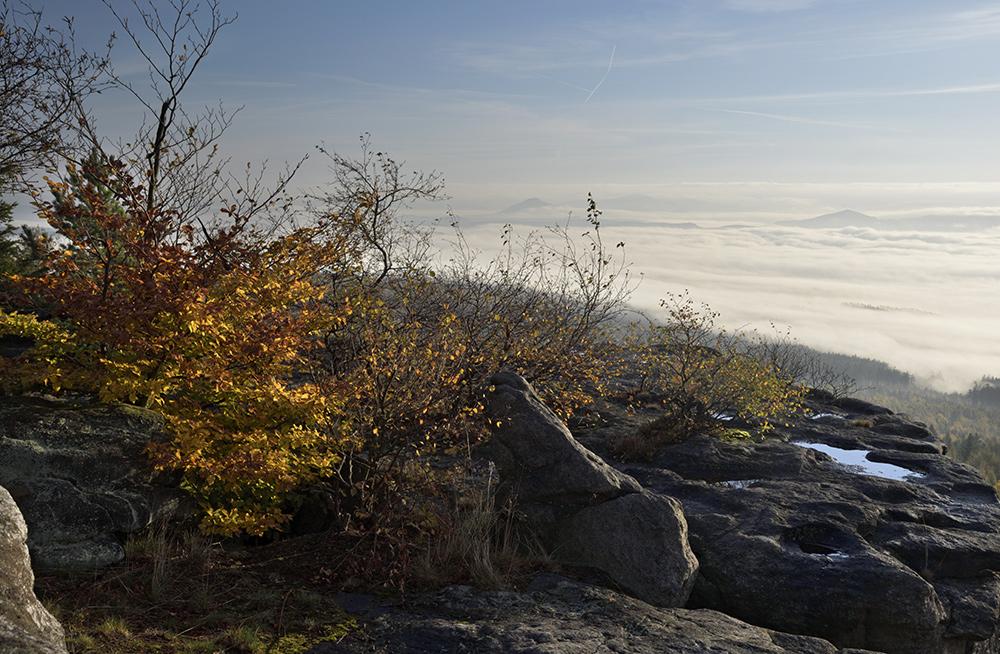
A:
0;194;20;276
48;150;132;281
0;178;49;282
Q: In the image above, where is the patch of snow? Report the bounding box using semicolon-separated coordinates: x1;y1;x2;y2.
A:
792;441;925;482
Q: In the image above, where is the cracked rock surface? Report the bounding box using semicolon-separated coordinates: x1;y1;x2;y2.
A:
317;574;877;654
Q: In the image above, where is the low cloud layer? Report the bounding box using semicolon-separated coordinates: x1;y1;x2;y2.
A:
456;216;1000;393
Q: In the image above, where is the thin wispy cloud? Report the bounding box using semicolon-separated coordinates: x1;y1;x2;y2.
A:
659;82;1000;109
798;6;1000;62
536;75;593;94
890;82;1000;97
711;108;905;131
726;0;824;12
443;38;613;77
218;80;297;89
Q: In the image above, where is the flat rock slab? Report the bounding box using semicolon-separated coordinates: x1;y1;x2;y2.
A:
0;397;185;569
608;396;1000;654
314;574;878;654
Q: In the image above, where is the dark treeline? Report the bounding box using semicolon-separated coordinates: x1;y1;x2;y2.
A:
966;377;1000;408
814;351;915;388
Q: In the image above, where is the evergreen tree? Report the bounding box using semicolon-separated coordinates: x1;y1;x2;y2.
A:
0;188;19;275
0;178;48;279
47;150;133;283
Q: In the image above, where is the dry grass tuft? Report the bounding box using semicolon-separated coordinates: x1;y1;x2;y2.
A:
37;521;358;654
413;469;553;590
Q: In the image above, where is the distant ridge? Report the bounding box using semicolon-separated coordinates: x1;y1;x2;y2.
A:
777;209;879;228
498;198;553;214
778;209;1000;232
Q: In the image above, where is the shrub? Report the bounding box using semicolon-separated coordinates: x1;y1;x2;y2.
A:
618;291;802;451
438;194;636;415
309;179;636;528
0;158;352;536
754;326;857;398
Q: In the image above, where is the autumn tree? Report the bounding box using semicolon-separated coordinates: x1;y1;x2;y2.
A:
0;158;352;536
0;0;337;536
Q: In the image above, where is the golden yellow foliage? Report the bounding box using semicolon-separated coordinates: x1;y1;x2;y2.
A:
0;159;352;535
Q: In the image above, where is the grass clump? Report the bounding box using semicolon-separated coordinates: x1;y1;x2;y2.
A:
36;521;359;654
412;466;552;590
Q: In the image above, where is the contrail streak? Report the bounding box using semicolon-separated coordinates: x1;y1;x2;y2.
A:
585;45;616;103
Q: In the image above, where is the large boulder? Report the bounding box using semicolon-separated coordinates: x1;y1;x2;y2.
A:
611;396;1000;654
320;573;880;654
0;396;186;569
484;372;698;608
485;372;643;504
0;485;67;654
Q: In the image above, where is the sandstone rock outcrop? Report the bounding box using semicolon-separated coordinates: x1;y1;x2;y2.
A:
609;395;1000;654
484;372;698;608
319;574;880;654
0;396;186;569
0;484;68;654
480;376;1000;653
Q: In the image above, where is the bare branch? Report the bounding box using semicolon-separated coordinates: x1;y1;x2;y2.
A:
308;134;448;284
0;0;109;180
96;0;239;219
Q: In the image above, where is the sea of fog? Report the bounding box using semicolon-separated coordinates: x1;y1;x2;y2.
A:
455;217;1000;393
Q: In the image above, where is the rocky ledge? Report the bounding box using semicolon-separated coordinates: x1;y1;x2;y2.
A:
319;573;877;653
0;396;187;570
481;374;1000;654
5;375;1000;654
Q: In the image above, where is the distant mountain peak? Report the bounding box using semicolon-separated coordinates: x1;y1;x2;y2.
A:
778;209;880;228
499;198;553;214
817;209;876;220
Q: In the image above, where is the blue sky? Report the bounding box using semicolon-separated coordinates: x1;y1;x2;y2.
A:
40;0;1000;220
